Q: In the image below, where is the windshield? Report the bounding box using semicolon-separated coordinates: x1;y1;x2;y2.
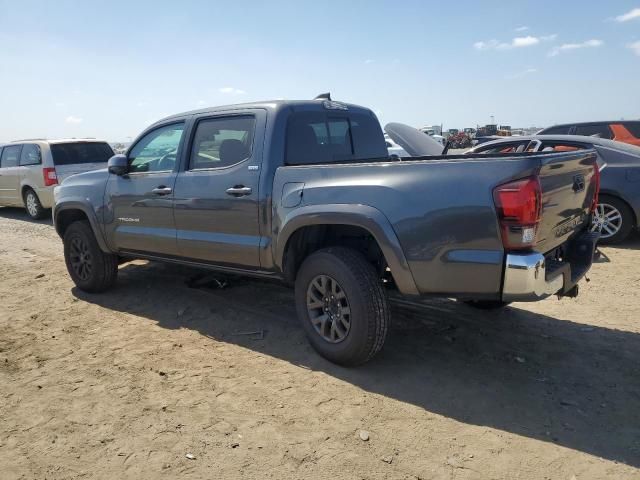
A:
50;142;114;166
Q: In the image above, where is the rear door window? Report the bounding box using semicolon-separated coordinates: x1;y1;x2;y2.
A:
538;141;588;152
20;144;41;166
574;124;613;139
0;145;22;167
286;111;387;165
50;142;114;166
475;141;528;154
189;115;256;170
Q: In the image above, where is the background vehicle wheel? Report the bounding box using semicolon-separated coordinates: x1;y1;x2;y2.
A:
591;195;634;245
295;247;389;366
463;300;511;310
23;189;47;220
63;221;118;293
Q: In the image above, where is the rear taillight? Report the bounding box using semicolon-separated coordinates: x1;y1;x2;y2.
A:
493;176;542;250
43;167;58;187
590;164;600;214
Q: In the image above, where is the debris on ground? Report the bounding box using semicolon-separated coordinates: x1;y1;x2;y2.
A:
231;330;265;340
359;430;370;441
186;273;229;289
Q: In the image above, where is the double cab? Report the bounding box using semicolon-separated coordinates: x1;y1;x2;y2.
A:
53;98;600;365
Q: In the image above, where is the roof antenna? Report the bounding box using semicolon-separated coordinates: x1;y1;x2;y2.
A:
314;92;331;100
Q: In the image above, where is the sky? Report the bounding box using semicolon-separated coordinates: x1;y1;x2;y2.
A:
0;0;639;142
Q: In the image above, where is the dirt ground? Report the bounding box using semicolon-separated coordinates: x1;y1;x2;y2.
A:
1;208;639;480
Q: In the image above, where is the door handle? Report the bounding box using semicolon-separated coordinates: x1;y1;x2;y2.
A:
226;186;252;197
151;186;173;195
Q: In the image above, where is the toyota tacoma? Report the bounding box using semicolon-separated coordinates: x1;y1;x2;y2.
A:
53;97;600;365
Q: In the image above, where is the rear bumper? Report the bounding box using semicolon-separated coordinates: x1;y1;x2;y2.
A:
502;232;599;302
34;187;54;209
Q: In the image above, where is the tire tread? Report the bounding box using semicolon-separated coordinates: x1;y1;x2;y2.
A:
64;221;118;292
23;188;47;220
298;247;389;365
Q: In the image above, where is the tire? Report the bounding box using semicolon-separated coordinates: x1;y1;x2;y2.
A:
295;247;389;366
463;300;511;310
591;195;635;245
63;221;118;293
23;189;47;220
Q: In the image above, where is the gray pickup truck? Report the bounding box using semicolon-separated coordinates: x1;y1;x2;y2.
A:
53;98;600;365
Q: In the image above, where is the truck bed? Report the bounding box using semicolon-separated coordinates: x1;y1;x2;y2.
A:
273;149;598;298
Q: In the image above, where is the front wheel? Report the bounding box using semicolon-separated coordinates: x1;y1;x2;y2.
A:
591;195;634;245
295;247;389;366
63;221;118;292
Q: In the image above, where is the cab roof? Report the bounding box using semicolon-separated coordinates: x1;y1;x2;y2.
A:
152;99;374;127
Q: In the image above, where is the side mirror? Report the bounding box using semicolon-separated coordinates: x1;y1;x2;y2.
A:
108;154;128;176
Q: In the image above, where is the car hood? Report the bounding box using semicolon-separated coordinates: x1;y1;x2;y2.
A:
59;167;109;186
54;168;110;206
384;123;444;156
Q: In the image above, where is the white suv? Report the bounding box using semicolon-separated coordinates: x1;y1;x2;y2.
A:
0;139;113;219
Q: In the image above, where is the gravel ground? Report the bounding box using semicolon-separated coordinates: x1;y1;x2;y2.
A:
1;207;639;479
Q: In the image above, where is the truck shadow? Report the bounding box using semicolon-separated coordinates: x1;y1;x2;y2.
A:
73;261;640;467
603;230;640;251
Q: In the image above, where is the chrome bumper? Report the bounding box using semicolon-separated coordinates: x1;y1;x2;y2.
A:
502;232;598;302
502;253;564;302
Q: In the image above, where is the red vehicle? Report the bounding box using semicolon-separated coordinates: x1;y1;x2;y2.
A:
538;121;640;147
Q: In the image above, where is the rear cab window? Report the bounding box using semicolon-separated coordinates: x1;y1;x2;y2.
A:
285;110;387;165
50;142;114;166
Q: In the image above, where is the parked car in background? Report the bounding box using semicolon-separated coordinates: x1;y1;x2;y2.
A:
538;121;640;147
0;139;113;219
384;134;409;157
467;135;640;244
54;97;599;365
385;124;444;157
430;134;446;146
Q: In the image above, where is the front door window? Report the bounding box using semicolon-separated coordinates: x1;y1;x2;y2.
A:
128;123;185;173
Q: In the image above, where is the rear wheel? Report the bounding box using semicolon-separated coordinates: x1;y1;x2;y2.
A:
295;247;389;366
591;195;634;245
23;189;46;220
63;221;118;292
